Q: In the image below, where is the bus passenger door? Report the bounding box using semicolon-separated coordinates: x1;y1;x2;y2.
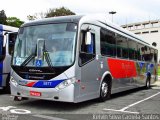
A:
7;32;18;55
79;24;100;98
2;32;17;85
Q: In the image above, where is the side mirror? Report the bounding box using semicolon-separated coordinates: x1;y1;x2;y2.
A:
85;32;91;45
152;42;157;47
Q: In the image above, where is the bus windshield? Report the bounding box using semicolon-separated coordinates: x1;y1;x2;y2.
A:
12;23;77;67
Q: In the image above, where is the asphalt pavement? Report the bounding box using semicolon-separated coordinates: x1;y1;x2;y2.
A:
0;79;160;120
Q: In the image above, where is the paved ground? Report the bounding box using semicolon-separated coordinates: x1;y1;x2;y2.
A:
0;81;160;120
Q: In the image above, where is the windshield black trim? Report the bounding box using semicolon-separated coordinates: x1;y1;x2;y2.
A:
11;65;71;80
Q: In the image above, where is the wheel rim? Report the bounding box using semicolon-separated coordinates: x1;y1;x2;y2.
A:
101;82;108;97
147;80;150;87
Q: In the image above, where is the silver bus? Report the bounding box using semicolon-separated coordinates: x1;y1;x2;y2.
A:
0;24;18;92
10;15;158;102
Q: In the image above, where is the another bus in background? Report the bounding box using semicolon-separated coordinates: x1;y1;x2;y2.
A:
0;24;18;92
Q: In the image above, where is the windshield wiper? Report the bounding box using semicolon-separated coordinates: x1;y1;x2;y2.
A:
20;54;35;66
43;41;54;69
20;45;37;67
20;40;54;69
44;51;54;67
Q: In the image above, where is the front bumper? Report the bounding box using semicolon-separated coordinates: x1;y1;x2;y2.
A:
10;81;75;102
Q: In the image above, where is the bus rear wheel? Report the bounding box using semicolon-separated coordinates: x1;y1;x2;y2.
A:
99;79;111;102
145;76;151;89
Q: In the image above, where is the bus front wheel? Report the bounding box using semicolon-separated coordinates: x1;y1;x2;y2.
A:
3;74;11;93
99;79;111;102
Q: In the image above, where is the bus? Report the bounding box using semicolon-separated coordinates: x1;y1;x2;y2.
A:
10;15;158;102
0;24;18;92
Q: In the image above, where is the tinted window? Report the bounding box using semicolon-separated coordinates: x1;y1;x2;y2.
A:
143;46;151;61
154;49;158;63
116;34;128;58
0;36;3;55
9;33;17;55
137;44;144;61
100;28;116;56
128;39;138;60
80;31;95;65
0;35;5;62
150;48;154;62
81;32;95;54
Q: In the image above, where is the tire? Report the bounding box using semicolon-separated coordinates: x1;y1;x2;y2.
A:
3;74;11;93
145;76;151;89
14;96;22;101
99;79;111;102
14;96;29;101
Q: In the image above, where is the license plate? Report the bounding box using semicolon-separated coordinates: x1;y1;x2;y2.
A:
30;91;41;97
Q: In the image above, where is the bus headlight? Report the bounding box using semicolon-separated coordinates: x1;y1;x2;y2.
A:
55;78;76;90
10;76;18;86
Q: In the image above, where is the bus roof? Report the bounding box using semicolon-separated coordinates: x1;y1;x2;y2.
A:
21;15;157;50
22;15;83;27
0;24;18;32
79;15;156;49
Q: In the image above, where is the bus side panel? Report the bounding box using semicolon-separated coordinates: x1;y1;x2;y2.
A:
147;63;157;84
107;58;137;79
107;58;138;93
136;61;146;85
136;62;157;86
153;63;158;81
1;54;11;86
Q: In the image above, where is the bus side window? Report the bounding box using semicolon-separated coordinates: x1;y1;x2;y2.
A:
100;28;116;56
0;35;5;61
128;39;138;60
150;48;154;62
154;50;158;63
9;33;17;55
79;31;95;65
143;46;151;62
116;34;128;58
0;36;3;55
138;44;144;61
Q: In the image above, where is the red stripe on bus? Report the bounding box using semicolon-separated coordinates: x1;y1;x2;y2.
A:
107;58;137;79
26;82;36;87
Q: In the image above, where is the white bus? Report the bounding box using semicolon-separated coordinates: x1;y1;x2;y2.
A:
0;24;18;92
10;15;158;102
